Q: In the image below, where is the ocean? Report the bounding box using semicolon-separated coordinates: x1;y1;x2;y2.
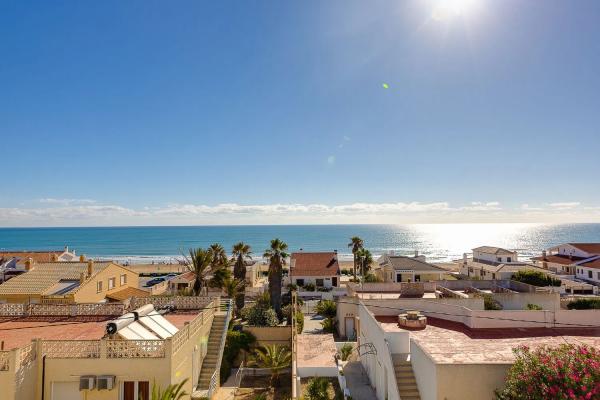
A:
0;223;599;264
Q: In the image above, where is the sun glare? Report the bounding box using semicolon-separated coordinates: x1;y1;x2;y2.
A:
431;0;478;21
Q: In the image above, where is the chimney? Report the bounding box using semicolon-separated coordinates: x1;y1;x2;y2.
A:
64;245;69;253
79;272;86;284
414;250;419;257
463;253;468;263
25;258;34;271
79;254;86;262
87;260;94;277
50;253;58;262
542;250;547;259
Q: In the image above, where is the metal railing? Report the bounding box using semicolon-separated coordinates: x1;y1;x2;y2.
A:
207;298;233;399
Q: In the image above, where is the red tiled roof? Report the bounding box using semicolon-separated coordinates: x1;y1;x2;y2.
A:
0;313;198;350
531;254;586;265
291;252;340;277
0;251;64;264
569;243;600;255
176;271;196;282
579;258;600;270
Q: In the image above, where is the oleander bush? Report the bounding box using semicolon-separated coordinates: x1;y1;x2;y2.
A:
526;303;543;310
495;344;600;400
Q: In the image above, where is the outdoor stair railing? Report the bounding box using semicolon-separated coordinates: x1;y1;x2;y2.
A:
206;298;233;399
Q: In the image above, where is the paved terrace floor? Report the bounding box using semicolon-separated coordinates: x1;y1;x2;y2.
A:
297;333;337;370
376;316;600;364
0;313;197;350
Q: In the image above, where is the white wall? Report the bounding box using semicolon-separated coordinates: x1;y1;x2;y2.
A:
358;304;402;400
576;266;600;283
293;275;338;288
473;251;516;264
491;292;560;311
410;340;437;400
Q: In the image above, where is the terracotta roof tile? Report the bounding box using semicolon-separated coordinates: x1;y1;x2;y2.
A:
531;254;587;265
105;287;150;301
291;252;340;277
579;258;600;270
0;251;65;264
568;243;600;254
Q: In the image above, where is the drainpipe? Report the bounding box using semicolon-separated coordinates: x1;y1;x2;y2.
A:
41;355;47;400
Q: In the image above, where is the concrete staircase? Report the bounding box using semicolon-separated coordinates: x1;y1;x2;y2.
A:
194;314;228;396
393;355;421;400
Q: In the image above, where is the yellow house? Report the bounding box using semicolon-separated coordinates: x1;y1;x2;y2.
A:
0;261;140;304
0;297;229;400
375;253;447;283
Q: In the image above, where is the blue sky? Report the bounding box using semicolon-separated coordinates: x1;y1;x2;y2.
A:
1;0;599;226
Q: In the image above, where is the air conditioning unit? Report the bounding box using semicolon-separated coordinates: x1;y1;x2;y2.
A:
97;375;116;390
79;376;96;390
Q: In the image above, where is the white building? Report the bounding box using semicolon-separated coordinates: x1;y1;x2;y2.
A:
458;246;541;280
532;243;600;283
290;251;341;288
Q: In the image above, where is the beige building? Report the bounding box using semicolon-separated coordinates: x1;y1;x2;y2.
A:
374;253;446;283
0;296;230;400
0;261;139;304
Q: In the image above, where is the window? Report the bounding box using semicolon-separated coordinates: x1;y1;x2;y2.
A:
123;381;149;400
396;273;402;282
492;273;496;279
296;279;304;287
96;281;103;293
414;275;421;282
316;279;324;287
108;277;116;290
497;257;502;262
120;274;127;286
589;270;593;279
597;272;600;280
507;257;512;263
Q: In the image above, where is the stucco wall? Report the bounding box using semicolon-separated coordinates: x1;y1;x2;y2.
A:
244;326;291;348
74;264;139;303
492;292;559;311
436;363;510;400
411;340;510;400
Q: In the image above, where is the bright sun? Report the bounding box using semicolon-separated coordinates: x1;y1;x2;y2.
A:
431;0;478;21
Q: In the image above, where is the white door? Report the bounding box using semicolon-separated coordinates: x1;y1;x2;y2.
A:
345;317;355;340
52;382;81;400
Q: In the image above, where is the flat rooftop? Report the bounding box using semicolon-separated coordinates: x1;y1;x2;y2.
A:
297;333;337;369
0;312;197;350
358;292;437;299
376;316;600;364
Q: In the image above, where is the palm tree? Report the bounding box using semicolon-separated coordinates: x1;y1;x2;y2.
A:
208;243;230;288
356;248;373;278
263;238;288;317
232;242;252;312
221;277;245;316
150;378;188;400
348;236;364;280
209;243;229;267
185;248;213;296
250;345;291;386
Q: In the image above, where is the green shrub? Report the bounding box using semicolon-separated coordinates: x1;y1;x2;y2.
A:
483;294;503;310
315;300;337;319
526;303;542;310
303;282;316;291
567;298;600;310
364;273;381;283
304;377;330;400
321;317;336;333
512;270;561;287
242;303;279;326
295;311;304;333
495;344;600;399
339;343;353;361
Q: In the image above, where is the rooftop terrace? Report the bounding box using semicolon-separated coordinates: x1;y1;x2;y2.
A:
375;316;600;364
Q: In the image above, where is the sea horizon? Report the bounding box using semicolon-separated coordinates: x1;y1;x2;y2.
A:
1;222;599;264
